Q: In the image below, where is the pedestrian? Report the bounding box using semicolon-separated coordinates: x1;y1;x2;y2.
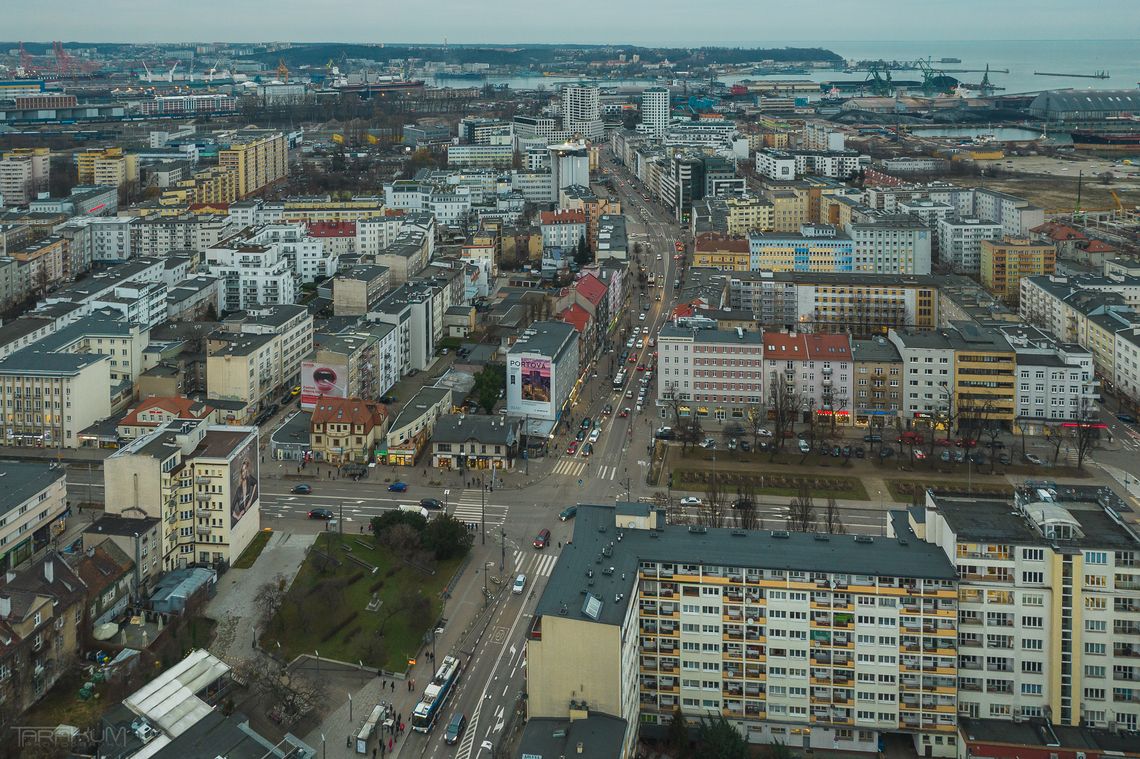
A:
373;748;377;759
397;713;402;726
399;722;405;734
346;735;351;748
387;737;393;752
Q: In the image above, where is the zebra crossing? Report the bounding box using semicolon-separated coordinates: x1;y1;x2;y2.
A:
596;465;620;481
447;488;510;527
512;550;559;579
551;459;587;478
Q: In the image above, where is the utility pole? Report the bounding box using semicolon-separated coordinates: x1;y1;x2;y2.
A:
480;474;486;545
500;529;506;573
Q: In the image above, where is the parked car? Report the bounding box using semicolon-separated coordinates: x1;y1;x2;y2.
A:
862;433;882;443
654;427;675;440
388;482;408;492
619;408;631;418
740;440;751;452
444;713;467;745
854;446;865;459
290;386;301;396
533;528;551;549
728;439;738;451
956;438;978;448
512;574;527;594
1025;453;1045;465
968;452;985;465
559;505;578;521
798;439;811;454
680;496;703;506
999;453;1012;465
308;508;334;520
420;498;442;510
291;484;312;494
940;450;951;463
914;449;926;460
700;438;716;449
879;446;895;458
378;395;397;404
757;428;773;438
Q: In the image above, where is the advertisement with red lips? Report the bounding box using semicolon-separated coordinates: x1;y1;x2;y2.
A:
301;359;347;409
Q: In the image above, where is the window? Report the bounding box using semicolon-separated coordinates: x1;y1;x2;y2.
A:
1021;571;1044;584
1021;683;1043;696
1085;551;1107;565
1084;642;1106;656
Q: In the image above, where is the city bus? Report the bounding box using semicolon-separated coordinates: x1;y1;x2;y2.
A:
411;655;463;733
613;370;627;391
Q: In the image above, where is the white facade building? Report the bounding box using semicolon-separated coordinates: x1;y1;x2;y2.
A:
887;330;956;421
561;86;604;141
848;215;932;275
937;217;1003;273
999;325;1099;431
639;87;670;137
506;321;580;423
656;326;765;417
205;229;298;312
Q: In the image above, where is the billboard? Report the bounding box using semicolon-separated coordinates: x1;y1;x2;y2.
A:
301;359;348;409
518;357;552;414
230;434;259;528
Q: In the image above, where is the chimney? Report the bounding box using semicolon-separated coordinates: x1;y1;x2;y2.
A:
0;596;9;619
44;560;54;584
4;571;14;584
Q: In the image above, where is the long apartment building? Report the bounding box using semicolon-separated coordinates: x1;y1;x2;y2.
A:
914;486;1140;731
205;226;300;311
105;419;261;570
656;325;765;419
527;503;961;758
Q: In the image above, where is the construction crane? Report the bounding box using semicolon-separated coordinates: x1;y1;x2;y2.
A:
1110;189;1124;212
141;62;154;84
52;41;71;77
167;62;179;83
863;62;894;96
277;58;290;83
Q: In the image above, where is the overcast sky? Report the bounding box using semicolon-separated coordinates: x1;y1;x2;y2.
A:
7;0;1137;43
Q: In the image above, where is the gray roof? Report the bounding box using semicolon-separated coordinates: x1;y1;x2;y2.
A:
852;337;902;364
659;324;762;345
508;320;578;360
1029;89;1140;113
432;414;517;445
388;386;453;431
0;349;108;375
536;504;957;629
929;492;1139;549
0;462;65;517
517;715;627;759
726;269;939;288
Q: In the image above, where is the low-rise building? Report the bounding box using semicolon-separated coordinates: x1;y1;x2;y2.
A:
116;396;218;441
384;386;453;466
309;397;388;465
83;514;162;593
430;414;520;470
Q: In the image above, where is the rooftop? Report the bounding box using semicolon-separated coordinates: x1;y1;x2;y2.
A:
0;461;65;517
516;715;627;759
432;414;518;445
508;320;579;361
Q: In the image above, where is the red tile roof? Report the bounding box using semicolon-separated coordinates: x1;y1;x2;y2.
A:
307;220;357;237
1031;222;1086;241
120;396;215;428
540;209;586;225
560;303;591;334
575;273;607;306
762;331;851;361
1083;239;1116;253
310;397;388;430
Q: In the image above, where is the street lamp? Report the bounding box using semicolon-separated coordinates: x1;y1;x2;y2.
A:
480;474;486;545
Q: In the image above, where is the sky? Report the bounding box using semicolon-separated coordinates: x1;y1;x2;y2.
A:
6;0;1139;44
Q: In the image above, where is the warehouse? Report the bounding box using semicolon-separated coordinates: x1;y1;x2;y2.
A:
1028;89;1140;122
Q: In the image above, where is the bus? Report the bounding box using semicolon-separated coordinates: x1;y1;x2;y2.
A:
411;655;462;732
613;370;627;391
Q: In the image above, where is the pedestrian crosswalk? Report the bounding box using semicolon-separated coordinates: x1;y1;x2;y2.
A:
551;459;587;477
447;488;510;528
512;550;559;579
596;465;620;481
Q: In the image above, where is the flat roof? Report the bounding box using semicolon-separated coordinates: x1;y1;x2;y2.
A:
0;461;64;516
84;514;161;538
517;715;627;759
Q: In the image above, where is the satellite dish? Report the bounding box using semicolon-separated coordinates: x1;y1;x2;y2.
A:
626;522;636;528
746;618;756;625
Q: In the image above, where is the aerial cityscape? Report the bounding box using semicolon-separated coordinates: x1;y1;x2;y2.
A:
0;12;1139;759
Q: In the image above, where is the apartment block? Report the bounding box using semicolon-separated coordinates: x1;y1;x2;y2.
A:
309;397;389;465
948;323;1017;430
205;227;299;311
446;143;514;169
937;217;1003;273
980;237;1056;300
0;147;49;205
527;504;960;757
104;420;261;570
748;225;854;273
694;234;751;271
917;487;1140;730
303;323;400;410
998;325;1099;433
762;331;854;423
217;130;288;199
887;329;956;424
848;215;932;276
76;146;139;188
656;326;765;417
0;462;67;571
851;337;904;428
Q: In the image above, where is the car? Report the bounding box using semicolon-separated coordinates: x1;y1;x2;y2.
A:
862;433;882;443
956;438;978;448
581;418;592;429
636;403;643;413
378;395;397;404
533;529;551;549
854;446;865;459
575;429;587;442
935;437;954;447
290;386;301;396
914;449;926;460
628;355;638;363
636;364;647;371
879;446;895;458
440;348;449;355
639;312;647;321
387;482;408;492
728;439;738;451
641;303;651;311
513;574;527;594
988;440;1006;449
1025;453;1045;465
444;713;467;745
567;441;579;455
656;254;663;260
582;442;594;457
940;450;951;462
831;446;842;457
757;428;773;438
655;427;675;440
954;450;966;463
420;498;443;510
841;445;852;458
898;431;923;445
700;438;717;449
559;505;578;521
308;508;334;520
680;496;703;506
798;439;811;454
999;453;1012;465
740;440;751;453
602;404;613;415
588;428;601;443
619;407;631;418
291;483;313;494
968;452;985;465
656;294;662;301
1116;413;1137;424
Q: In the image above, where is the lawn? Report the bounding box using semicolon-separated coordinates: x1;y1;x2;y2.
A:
232;529;273;569
670;464;869;501
260;533;460;671
884;478;1014;504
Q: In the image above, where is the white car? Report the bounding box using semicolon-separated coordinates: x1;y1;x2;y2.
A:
1025;453;1045;466
757;428;773;437
513;574;527;594
656;254;663;260
588;428;601;443
680;496;703;506
639;312;647;321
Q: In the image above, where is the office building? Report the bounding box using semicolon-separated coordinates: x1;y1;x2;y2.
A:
916;486;1140;730
0;462;67;571
748;226;855;273
640;87;670;136
104;420;261;570
849;215;932;276
656;326;764;418
506;321;580;426
550;142;591;202
561;85;604;141
980;237;1056;300
527;504;960;758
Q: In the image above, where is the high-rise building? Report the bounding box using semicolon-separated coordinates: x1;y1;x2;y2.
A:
561;85;604;141
217;130;288;199
980;236;1056;299
639;87;670;137
549;142;591;202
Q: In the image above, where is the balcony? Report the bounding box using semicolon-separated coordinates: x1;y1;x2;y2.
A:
196;526;212;536
196;508;212;518
195;493;211;502
1114;645;1140;659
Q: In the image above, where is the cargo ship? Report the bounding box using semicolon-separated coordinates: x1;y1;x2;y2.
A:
1070;129;1140;150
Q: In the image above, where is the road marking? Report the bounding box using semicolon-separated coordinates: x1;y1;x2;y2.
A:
551;460;587;477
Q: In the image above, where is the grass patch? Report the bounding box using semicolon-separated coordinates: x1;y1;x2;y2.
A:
232;529;273;569
261;534;459;670
22;669;116;732
670;465;869;502
884;479;1014;504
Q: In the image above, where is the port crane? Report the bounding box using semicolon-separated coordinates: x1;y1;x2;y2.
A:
277;58;290;83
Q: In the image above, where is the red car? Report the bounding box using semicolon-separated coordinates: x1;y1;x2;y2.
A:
636;364;647;371
618;407;630;418
935;438;954;447
566;441;579;455
628;355;637;363
956;438;978;448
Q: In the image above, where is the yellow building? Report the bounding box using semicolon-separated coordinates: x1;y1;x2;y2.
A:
160;166;239;206
76;146;139;187
723;195;774;235
692;233;750;270
766;189;809;232
218;130;288;199
948;323;1016;428
310;397;389;465
980;236;1055;300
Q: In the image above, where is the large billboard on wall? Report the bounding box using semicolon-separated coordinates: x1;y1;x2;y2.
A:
230;435;259;528
518;357;552;414
301;359;348;409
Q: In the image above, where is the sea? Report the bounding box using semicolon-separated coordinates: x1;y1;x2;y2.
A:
431;39;1140;97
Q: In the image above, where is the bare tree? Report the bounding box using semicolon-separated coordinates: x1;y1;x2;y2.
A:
234;657;326;723
733;482;761;531
1045;424;1066;466
677;415;703;454
979;425;1004;474
253;573;288;628
700;470;728;529
786;482;816;532
745;404;767;451
824;496;846;535
767;375;801;455
1072;407;1100;471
